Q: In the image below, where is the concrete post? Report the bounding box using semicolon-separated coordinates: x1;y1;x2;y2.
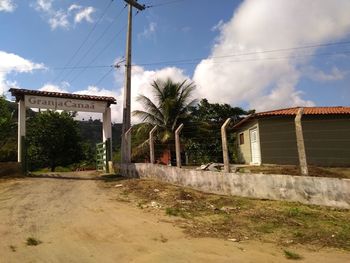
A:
175;123;184;168
125;127;132;162
103;107;112;162
149;126;157;164
18;99;26;163
295;108;308;176
221;118;231;173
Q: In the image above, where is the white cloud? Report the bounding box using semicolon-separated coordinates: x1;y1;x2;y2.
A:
211;19;224;32
0;51;44;95
48;10;69;30
68;4;80;12
193;0;350;111
39;83;68;93
74;6;95;23
0;0;15;12
138;22;157;39
34;0;95;30
304;66;347;82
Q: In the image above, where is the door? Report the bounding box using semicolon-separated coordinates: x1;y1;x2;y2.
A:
250;128;261;165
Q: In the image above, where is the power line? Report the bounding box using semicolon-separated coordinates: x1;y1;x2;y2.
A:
135;40;350;66
0;65;113;73
52;0;115;84
134;49;350;67
64;5;127;83
68;20;129;85
93;67;115;87
2;40;350;74
144;0;187;8
2;48;349;74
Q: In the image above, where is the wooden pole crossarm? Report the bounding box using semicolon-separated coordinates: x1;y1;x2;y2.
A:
124;0;146;10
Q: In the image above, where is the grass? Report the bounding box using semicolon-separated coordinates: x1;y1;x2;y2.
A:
26;237;42;246
104;178;350;251
284;250;303;260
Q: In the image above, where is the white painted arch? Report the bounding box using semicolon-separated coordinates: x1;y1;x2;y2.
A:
9;89;116;171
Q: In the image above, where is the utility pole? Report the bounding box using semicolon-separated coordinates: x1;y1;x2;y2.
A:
121;0;145;164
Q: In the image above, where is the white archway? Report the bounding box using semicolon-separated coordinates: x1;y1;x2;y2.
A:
9;88;116;172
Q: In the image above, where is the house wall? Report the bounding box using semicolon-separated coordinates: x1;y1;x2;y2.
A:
258;117;299;165
235;120;258;164
238;115;350;166
302;115;350;166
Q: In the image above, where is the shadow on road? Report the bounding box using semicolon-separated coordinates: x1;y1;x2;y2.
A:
26;172;125;182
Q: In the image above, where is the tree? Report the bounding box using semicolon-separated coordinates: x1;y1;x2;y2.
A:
0;96;14;146
27;111;83;171
185;99;253;164
0;96;17;161
132;78;196;162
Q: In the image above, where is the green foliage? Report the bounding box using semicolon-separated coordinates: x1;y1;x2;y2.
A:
283;250;303;260
132;78;196;162
27;111;83;171
26;237;42;246
0;96;17;161
133;78;196;143
185;99;252;164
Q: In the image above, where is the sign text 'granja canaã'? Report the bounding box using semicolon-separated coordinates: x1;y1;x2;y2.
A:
24;95;107;113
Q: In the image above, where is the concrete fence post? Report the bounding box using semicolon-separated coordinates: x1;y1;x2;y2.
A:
295;108;309;176
125;127;132;163
221;118;231;173
149;126;157;164
175;123;184;168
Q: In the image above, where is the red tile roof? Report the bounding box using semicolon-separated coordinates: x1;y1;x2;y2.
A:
233;106;350;130
256;106;350;116
9;88;116;104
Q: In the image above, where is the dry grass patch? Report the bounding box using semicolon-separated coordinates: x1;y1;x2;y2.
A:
102;178;350;250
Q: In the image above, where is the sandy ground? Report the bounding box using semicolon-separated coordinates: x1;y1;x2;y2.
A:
0;173;349;263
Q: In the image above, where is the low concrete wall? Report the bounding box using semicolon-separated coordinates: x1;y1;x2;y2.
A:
0;162;23;177
122;163;350;209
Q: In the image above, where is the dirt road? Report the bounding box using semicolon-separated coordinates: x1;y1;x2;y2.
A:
0;174;349;263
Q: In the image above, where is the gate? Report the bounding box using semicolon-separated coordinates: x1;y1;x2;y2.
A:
96;142;106;172
96;139;111;173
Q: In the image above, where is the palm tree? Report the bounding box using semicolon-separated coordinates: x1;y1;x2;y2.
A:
132;78;196;163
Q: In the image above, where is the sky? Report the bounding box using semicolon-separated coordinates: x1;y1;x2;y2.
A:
1;0;350;122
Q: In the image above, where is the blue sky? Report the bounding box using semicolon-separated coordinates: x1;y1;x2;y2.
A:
1;0;350;121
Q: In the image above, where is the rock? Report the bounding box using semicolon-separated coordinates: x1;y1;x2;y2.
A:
150;201;161;209
220;206;236;212
228;238;238;242
154;189;160;193
114;184;123;188
208;163;223;172
198;163;212;170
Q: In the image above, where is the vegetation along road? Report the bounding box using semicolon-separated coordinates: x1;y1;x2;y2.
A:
0;172;349;262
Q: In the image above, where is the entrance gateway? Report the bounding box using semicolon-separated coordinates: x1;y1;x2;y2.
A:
9;88;117;173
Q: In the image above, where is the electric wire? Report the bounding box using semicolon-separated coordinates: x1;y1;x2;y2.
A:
65;5;127;83
135;40;350;66
68;21;128;84
144;0;187;8
2;41;350;73
52;0;115;83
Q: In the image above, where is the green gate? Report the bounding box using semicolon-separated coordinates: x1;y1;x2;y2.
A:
96;139;111;173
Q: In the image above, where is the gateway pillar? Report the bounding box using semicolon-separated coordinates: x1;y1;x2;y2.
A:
18;99;26;163
103;107;113;167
